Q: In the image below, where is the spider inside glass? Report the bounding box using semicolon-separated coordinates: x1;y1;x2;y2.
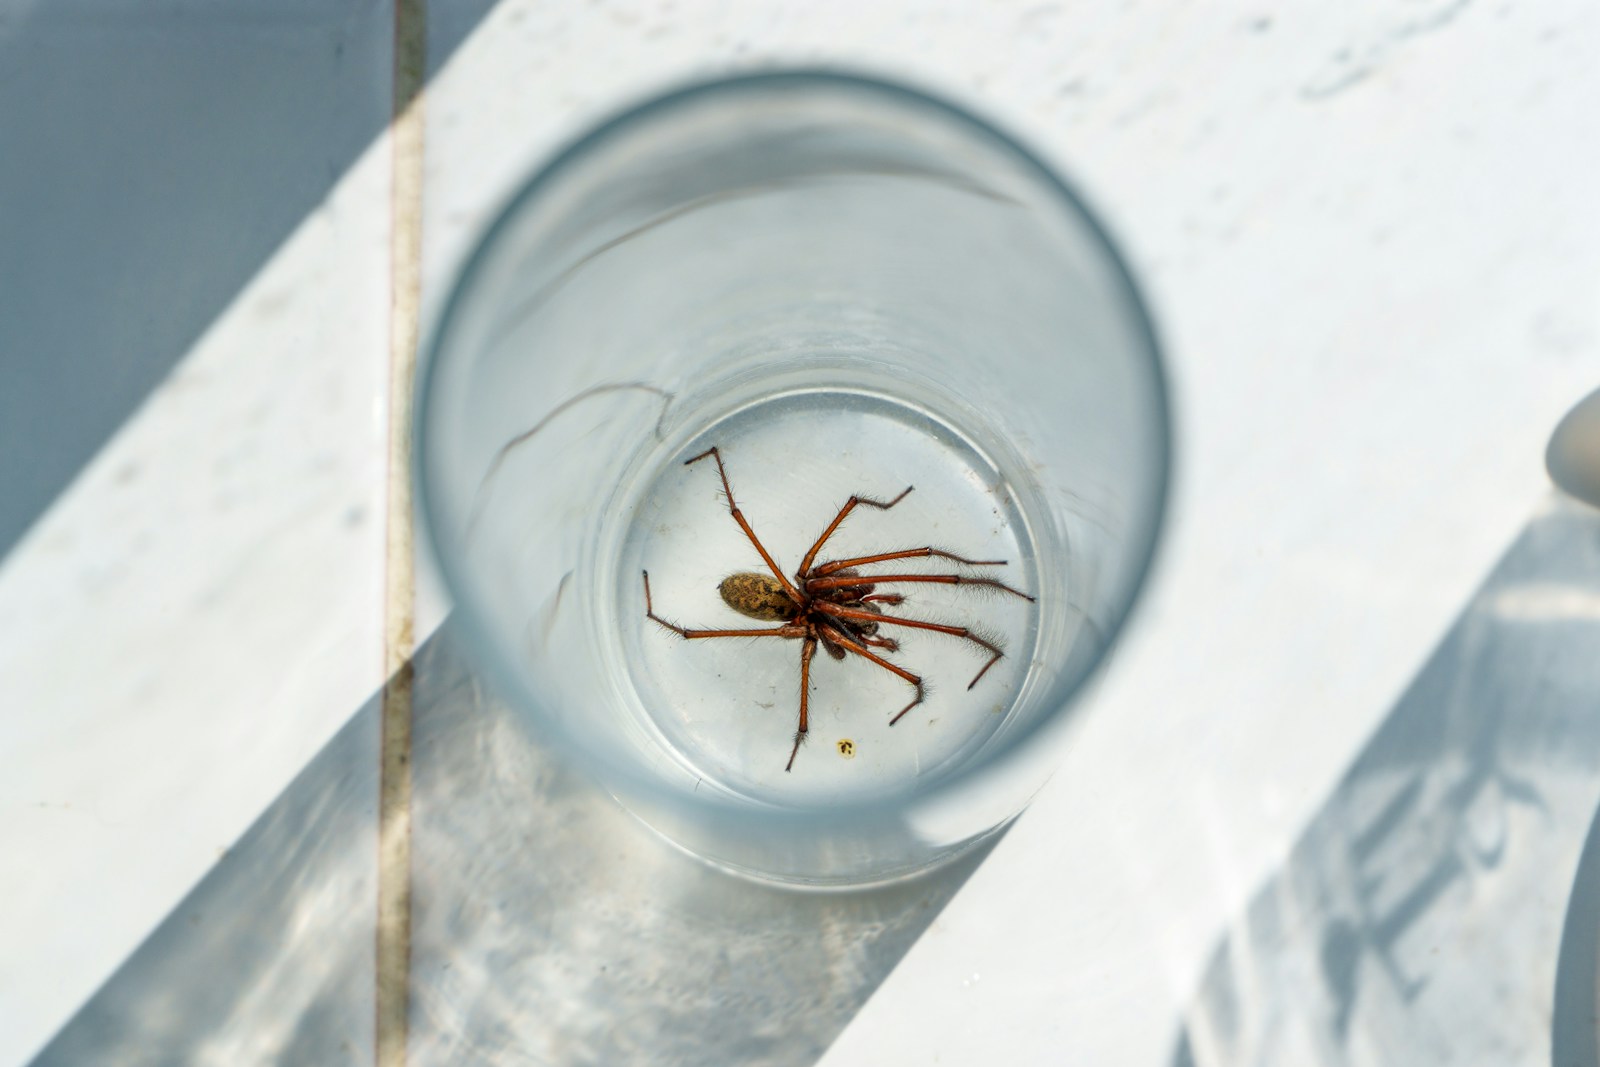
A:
642;446;1034;771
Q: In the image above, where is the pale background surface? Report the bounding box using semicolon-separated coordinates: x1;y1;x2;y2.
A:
2;1;1598;1065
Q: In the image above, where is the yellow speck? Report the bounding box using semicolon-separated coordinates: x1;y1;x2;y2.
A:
836;738;856;759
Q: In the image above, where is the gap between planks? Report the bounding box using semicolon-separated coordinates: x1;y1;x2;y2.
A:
379;0;425;1064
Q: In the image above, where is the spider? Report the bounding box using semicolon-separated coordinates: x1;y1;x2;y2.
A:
642;446;1034;771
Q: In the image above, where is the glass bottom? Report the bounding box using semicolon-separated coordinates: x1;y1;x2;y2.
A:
611;384;1044;811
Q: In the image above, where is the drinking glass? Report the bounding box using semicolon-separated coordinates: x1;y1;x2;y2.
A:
416;70;1170;887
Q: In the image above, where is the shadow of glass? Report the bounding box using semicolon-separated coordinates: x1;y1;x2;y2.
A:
0;0;499;559
405;624;1001;1066
30;621;997;1066
1169;495;1600;1067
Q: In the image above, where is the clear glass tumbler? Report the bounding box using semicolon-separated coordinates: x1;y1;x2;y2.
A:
416;71;1170;887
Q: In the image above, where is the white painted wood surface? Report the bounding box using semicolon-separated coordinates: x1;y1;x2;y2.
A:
0;6;395;1063
2;1;1596;1064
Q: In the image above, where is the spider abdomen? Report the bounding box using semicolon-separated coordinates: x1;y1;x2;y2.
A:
719;572;798;621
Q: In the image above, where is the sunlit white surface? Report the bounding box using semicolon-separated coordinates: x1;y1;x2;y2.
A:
416;1;1600;1064
2;0;1598;1065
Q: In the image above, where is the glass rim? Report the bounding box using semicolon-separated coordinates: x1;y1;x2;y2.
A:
414;66;1175;822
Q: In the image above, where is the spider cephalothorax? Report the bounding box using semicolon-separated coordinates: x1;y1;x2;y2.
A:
719;567;895;657
644;446;1033;771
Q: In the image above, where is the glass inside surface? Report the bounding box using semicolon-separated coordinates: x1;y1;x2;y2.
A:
417;73;1168;884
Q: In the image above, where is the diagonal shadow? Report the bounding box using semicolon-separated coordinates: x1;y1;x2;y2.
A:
1170;495;1600;1067
28;680;383;1067
31;620;998;1066
0;0;498;560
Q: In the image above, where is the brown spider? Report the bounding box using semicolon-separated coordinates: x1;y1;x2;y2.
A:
642;446;1034;771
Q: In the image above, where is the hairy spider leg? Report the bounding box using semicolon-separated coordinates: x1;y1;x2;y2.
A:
808;546;1007;578
792;485;916;581
816;622;927;726
787;637;818;772
814;601;1005;690
642;571;806;640
684;447;804;604
807;572;1035;602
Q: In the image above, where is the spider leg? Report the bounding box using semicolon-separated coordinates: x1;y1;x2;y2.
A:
809;546;1007;578
792;485;915;580
642;571;805;639
807;572;1035;602
786;636;818;772
816;623;926;726
684;447;803;603
815;602;1004;690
